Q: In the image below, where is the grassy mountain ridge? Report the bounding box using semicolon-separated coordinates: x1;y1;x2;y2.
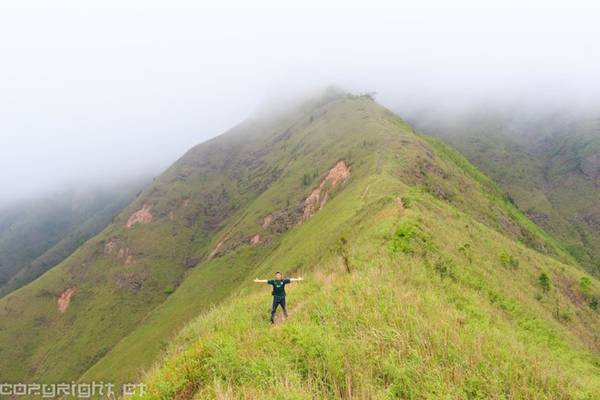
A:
129;103;600;398
85;95;598;398
136;190;600;398
1;93;599;399
0;90;354;383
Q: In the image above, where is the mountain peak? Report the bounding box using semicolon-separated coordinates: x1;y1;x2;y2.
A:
1;94;599;399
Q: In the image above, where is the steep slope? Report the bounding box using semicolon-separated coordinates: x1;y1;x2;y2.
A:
408;108;600;275
79;94;597;396
127;101;600;398
0;182;144;297
2;93;599;399
0;90;357;383
137;191;600;399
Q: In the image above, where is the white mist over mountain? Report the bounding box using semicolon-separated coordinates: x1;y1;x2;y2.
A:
1;1;599;202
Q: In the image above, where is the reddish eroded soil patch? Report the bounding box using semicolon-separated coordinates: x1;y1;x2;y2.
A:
104;238;135;264
208;162;350;259
250;234;261;245
261;214;273;229
396;197;406;212
104;238;118;254
208;231;265;260
126;204;153;228
167;198;190;221
118;247;135;265
303;188;329;221
303;160;351;220
57;287;76;313
323;160;352;187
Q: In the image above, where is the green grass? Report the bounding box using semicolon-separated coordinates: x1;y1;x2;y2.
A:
91;94;584;390
135;189;600;399
0;92;350;384
1;92;599;399
0;182;143;297
412;109;600;274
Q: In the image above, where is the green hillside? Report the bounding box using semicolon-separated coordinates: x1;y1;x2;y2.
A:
127;97;600;399
137;186;600;399
408;108;600;275
0;182;144;297
2;93;599;399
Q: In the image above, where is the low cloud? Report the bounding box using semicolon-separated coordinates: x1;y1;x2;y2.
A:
2;1;599;202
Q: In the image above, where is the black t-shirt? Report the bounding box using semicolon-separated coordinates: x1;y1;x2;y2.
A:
267;278;290;297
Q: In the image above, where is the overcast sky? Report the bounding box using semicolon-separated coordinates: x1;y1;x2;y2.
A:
1;1;599;203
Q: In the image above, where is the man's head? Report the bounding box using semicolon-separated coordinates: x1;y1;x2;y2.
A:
275;272;282;280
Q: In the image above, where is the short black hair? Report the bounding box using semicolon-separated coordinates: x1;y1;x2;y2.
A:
275;271;282;274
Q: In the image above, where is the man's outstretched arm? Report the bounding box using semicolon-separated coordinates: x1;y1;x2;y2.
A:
289;277;304;282
254;278;268;283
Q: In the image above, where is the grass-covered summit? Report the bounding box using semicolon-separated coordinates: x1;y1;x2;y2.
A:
1;91;599;399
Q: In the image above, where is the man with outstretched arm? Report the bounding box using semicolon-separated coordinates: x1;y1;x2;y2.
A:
254;272;303;324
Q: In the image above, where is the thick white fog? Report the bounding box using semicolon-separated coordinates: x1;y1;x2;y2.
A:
1;1;599;203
